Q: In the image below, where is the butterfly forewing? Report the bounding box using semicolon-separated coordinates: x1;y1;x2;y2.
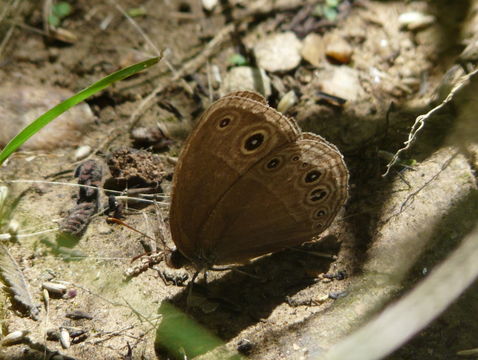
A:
169;91;300;263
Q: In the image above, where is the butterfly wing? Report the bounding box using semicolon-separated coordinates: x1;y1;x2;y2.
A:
198;132;349;265
169;91;300;263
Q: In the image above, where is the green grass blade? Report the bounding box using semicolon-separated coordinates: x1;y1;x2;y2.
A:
0;56;160;165
156;302;243;359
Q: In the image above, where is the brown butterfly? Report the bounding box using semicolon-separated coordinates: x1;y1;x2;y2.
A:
168;91;348;269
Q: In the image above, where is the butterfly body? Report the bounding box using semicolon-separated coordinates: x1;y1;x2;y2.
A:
169;91;348;268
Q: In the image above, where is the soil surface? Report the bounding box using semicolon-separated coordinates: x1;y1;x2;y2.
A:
0;1;477;360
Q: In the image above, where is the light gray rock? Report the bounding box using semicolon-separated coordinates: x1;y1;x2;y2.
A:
318;65;364;102
221;66;271;97
254;32;302;72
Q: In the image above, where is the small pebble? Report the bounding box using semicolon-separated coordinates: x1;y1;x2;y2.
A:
237;339;253;355
60;327;71;349
318;66;364;102
398;11;435;31
66;310;93;320
210;64;222;88
67;328;86;338
65;289;78;299
202;0;217;11
74;145;92;161
222;66;271;98
300;33;325;67
277;90;298;113
329;291;348;300
7;219;19;238
254;32;302;72
324;33;353;64
43;288;50;308
1;330;29;346
0;186;8;205
42;282;67;296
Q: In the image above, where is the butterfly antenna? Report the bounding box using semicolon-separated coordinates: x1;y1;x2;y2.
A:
106;217;156;242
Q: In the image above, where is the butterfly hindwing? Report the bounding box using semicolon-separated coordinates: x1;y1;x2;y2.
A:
198;132;349;264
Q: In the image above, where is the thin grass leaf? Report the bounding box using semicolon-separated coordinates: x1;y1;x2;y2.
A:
157;302;244;359
0;56;160;165
0;243;40;320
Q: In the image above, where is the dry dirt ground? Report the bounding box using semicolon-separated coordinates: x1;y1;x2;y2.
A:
0;1;477;359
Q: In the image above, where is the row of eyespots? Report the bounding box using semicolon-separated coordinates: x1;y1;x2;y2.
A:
263;153;305;170
257;148;333;231
262;154;328;196
313;208;329;231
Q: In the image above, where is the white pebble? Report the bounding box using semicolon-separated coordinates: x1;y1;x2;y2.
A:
399;11;435;30
202;0;217;11
2;330;29;346
222;66;271;98
254;32;302;72
324;33;353;64
210;64;222;88
7;219;19;235
42;282;68;295
74;145;92;161
318;66;364;102
60;327;71;349
0;186;8;205
277;90;298;113
301;33;325;67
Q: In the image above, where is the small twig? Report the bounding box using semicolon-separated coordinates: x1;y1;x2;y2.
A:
3;179;169;206
0;0;16;22
113;195;168;206
0;23;15;59
107;0;192;94
127;23;235;129
107;0;160;56
0;0;22;59
383;68;478;176
42;0;52;35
